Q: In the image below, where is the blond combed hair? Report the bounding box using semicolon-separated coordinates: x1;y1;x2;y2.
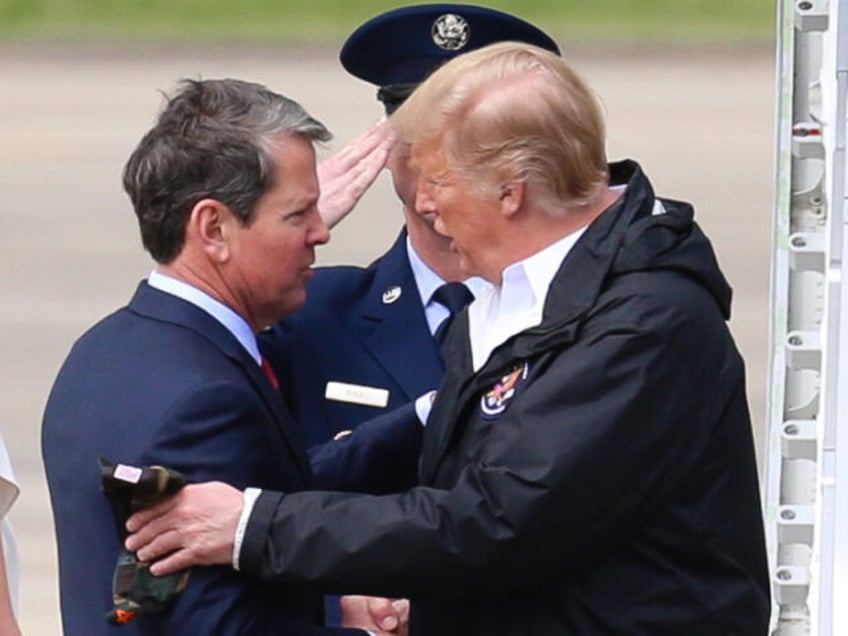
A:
392;42;608;214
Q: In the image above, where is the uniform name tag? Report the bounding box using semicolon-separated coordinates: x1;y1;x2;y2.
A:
325;381;389;408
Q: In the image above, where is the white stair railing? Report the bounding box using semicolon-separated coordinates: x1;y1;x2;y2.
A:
764;1;848;633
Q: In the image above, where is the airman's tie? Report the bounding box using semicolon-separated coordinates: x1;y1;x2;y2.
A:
432;282;474;345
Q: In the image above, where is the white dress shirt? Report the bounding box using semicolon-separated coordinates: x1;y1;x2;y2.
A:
467;226;587;371
466;185;646;371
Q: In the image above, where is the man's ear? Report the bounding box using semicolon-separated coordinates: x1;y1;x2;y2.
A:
499;180;526;218
188;198;232;263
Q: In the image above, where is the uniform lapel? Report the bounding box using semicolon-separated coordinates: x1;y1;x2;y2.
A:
359;233;444;400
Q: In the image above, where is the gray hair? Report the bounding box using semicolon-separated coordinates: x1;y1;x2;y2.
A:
123;78;331;263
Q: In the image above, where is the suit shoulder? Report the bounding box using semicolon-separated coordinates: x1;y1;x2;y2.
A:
67;305;135;350
300;248;410;311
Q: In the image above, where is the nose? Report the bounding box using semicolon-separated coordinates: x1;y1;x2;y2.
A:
433;215;449;237
308;214;330;246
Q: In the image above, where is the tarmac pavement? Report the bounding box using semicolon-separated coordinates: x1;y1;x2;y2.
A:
0;44;775;634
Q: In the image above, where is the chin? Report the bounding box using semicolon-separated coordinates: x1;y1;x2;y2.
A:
281;293;308;316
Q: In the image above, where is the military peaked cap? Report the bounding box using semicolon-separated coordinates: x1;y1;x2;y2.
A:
340;3;560;112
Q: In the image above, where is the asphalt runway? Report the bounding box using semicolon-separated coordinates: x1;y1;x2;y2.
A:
0;44;775;633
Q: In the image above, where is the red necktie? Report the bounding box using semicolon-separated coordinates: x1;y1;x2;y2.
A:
260;356;279;389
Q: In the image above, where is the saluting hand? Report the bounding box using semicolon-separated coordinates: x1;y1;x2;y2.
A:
318;118;395;229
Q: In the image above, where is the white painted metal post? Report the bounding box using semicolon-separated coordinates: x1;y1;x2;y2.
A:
765;1;848;633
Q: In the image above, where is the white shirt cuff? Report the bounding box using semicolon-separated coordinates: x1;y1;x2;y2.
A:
232;487;262;571
414;390;437;426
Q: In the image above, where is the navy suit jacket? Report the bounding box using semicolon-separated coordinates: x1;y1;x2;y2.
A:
42;282;368;636
263;230;442;455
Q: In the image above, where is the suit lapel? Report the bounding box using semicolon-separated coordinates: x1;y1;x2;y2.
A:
359;234;444;400
240;353;313;485
129;282;313;484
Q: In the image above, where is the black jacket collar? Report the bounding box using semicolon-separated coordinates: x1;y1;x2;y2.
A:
444;159;731;383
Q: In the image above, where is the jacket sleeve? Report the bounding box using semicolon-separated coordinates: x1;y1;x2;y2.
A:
138;381;367;635
239;315;719;599
309;402;422;493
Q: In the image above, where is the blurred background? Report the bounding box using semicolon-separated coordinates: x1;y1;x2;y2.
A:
1;0;774;48
1;1;776;633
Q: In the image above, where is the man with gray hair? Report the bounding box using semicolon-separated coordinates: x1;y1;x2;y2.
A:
42;78;407;636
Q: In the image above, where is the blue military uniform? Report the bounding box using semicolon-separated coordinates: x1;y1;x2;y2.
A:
263;230;441;448
262;4;561;449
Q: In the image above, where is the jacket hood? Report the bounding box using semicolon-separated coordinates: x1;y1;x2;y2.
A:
539;160;733;331
606;161;733;320
445;160;734;381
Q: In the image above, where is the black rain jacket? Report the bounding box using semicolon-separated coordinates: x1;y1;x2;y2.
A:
242;160;771;635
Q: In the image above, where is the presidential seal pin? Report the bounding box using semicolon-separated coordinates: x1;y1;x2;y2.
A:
432;13;470;51
382;285;402;304
480;362;529;420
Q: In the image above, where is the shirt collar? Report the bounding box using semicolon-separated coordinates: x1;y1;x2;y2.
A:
406;235;488;305
499;225;588;315
406;236;445;308
467;224;588;371
147;270;261;364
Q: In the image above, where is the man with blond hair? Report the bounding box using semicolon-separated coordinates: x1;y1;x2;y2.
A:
126;44;771;635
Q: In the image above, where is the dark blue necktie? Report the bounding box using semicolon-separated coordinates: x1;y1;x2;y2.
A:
432;282;474;345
